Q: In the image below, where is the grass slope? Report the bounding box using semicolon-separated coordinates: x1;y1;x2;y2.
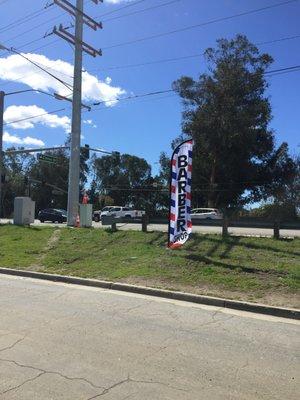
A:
1;225;299;306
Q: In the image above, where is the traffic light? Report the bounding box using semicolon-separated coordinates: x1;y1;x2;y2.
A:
81;144;90;160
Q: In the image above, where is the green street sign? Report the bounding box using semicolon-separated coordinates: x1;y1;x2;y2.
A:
38;154;57;164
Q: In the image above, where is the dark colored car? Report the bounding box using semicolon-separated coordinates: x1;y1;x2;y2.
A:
38;208;67;223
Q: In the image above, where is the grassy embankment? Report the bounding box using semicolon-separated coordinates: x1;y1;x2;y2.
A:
0;225;299;307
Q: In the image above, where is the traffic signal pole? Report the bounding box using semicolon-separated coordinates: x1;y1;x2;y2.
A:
67;0;83;226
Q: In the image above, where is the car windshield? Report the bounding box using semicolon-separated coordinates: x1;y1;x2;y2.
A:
55;209;67;216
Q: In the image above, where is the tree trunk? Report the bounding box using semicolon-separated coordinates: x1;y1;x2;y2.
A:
207;156;217;208
273;220;280;240
142;214;148;232
222;215;229;237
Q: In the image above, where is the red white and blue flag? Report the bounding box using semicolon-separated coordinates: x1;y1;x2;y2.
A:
168;139;193;249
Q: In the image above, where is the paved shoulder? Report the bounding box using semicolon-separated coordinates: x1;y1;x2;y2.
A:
0;275;299;399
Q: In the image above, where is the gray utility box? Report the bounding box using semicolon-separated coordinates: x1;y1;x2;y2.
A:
13;197;35;225
79;204;93;227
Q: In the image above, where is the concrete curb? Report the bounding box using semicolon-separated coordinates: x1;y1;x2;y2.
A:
0;267;299;320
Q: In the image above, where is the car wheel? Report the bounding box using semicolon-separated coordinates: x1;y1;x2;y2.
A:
94;215;100;222
124;214;131;219
40;219;44;223
205;217;212;220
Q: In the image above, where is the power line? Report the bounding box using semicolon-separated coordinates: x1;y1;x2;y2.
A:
103;0;299;49
0;6;54;35
2;90;175;127
2;30;300;75
88;93;177;114
90;63;300;111
267;67;300;77
3;107;67;126
256;33;300;46
0;48;299;95
102;0;182;22
1;0;180;55
2;60;300;127
1;45;73;91
265;65;300;74
96;0;148;18
2;0;298;62
86;34;300;74
91;53;201;72
1;13;71;51
93;89;174;106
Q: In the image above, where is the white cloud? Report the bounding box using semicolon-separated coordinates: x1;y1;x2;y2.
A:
0;53;125;106
23;136;45;146
83;119;97;128
3;131;45;146
4;105;71;132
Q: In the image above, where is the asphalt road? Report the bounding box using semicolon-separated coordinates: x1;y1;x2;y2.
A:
0;274;299;399
1;218;300;237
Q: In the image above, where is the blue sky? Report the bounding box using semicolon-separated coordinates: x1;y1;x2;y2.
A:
1;0;299;176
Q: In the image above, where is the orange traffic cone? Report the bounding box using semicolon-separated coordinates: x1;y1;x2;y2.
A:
75;214;80;228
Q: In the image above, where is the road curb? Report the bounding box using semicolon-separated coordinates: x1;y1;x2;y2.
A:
0;267;299;320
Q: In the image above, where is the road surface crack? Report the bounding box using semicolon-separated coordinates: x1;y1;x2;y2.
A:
0;371;45;395
86;375;188;399
0;357;105;393
0;335;26;353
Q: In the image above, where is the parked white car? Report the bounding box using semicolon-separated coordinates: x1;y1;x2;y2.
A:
191;208;223;220
99;206;145;220
93;206;113;222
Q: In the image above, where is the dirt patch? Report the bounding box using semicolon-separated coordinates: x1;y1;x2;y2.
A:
30;229;61;271
114;276;300;309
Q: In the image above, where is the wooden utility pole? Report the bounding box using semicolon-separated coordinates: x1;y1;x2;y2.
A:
0;91;4;218
52;0;102;226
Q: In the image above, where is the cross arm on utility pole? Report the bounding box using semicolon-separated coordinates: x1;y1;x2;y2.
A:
54;93;91;111
54;0;103;31
53;25;102;57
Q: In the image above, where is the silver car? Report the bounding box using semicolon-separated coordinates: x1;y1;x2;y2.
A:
191;208;223;220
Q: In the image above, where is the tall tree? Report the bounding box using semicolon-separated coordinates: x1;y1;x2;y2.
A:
256;147;299;220
28;148;69;211
173;34;295;211
92;153;156;212
2;148;34;217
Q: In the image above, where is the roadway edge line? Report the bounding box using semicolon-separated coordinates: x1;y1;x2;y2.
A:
0;267;299;320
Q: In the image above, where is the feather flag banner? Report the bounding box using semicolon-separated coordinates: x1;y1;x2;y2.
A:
168;139;193;249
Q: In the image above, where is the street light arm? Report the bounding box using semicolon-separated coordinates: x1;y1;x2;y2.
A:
5;89;62;100
4;146;69;155
88;147;113;154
